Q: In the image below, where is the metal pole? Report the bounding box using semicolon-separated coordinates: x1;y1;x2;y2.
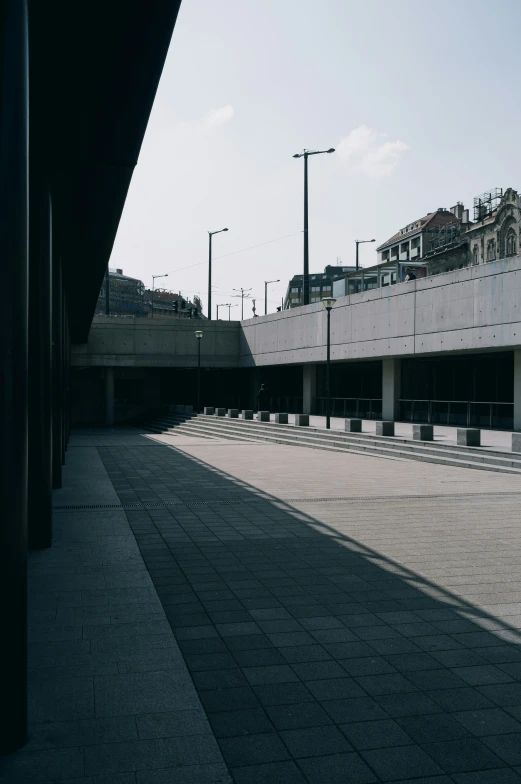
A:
265;281;267;315
208;232;212;320
356;241;359;272
105;268;110;315
326;307;331;429
197;340;201;412
241;290;244;320
0;0;29;752
152;278;154;318
228;305;231;321
303;153;309;306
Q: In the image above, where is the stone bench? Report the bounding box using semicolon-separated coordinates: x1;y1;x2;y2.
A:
412;424;433;441
457;428;480;447
257;411;270;422
295;414;309;426
345;418;362;433
242;410;253;420
376;420;394;437
274;413;288;424
203;406;215;415
513;433;521;453
216;408;226;416
228;409;239;418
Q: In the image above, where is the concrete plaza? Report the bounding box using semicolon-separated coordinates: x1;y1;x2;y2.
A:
3;428;521;783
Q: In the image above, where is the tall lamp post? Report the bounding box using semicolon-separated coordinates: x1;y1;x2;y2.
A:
208;228;228;320
293;148;335;306
355;239;375;271
216;303;230;320
195;330;203;412
322;297;336;429
152;273;168;317
232;287;252;320
264;279;280;315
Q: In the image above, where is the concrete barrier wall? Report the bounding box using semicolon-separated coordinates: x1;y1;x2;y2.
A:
73;257;521;369
72;317;241;368
240;256;521;366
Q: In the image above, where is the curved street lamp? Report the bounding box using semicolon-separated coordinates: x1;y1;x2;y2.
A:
293;148;335;305
355;238;375;271
264;279;280;315
151;273;168;317
322;297;336;429
208;228;228;319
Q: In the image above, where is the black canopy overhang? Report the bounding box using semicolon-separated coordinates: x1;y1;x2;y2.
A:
30;0;182;342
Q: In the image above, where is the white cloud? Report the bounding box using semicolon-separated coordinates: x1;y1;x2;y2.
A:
337;125;409;179
204;104;235;127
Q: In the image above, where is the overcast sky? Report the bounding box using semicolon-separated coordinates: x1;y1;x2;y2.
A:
110;0;521;317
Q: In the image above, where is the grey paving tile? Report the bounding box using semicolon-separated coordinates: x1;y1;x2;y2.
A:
85;734;223;775
355;673;417;695
479;683;521;706
200;686;260;713
266;701;333;730
322;696;389;723
28;675;95;723
362;744;443;779
94;670;198;716
376;692;443;717
136;709;210;739
454;665;514;686
208;708;274;738
218;731;289;767
427;687;495;712
26;716;138;750
136;763;232;784
421;737;503;774
454;708;521;737
304;677;366;701
297;751;377;784
451;769;521;783
253;682;313;707
243;665;299;685
396;714;472;744
340;718;414;750
280;725;352;758
193;668;248;691
482;732;521;765
230;760;307;784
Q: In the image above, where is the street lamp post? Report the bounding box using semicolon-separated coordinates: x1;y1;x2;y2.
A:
264;279;280;315
208;228;228;320
355;238;376;271
151;274;168;317
293;148;335;306
322;297;336;430
216;303;230;320
195;330;203;412
232;287;252;320
227;303;238;320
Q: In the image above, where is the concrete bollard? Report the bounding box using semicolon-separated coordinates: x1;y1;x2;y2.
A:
345;418;362;433
412;424;433;441
512;433;521;453
216;408;226;416
295;414;309;426
242;410;253;420
183;405;193;414
376;421;395;437
228;409;239;418
203;407;215;415
274;413;288;424
258;411;270;422
457;428;481;447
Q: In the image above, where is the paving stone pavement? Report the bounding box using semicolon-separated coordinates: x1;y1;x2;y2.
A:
4;428;521;783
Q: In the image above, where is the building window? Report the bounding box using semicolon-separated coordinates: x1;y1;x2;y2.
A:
311;286;321;292
473;245;479;265
506;228;517;256
291;287;299;293
486;239;496;261
310;297;320;303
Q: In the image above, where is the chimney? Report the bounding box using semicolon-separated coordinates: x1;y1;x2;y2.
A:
116;268;123;275
450;202;464;221
462;209;470;224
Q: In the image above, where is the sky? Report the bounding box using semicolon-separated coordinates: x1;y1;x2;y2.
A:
110;0;521;318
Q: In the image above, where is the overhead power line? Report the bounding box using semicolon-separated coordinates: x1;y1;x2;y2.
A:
164;231;302;277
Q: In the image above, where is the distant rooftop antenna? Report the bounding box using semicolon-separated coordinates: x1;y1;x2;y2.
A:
473;188;503;221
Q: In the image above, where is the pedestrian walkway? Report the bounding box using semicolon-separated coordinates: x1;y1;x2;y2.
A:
4;428;521;783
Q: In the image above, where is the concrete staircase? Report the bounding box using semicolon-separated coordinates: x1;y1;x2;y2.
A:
146;413;521;476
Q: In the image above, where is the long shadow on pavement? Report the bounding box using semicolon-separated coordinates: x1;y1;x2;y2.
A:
98;436;521;784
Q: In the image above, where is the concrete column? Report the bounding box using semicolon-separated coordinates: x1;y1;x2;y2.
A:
303;364;317;414
105;367;115;427
382;358;401;421
250;366;260;410
514;350;521;431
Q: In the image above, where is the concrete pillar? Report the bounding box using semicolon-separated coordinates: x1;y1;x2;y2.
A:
515;350;521;432
250;367;260;410
382;358;401;422
303;364;317;415
105;367;115;427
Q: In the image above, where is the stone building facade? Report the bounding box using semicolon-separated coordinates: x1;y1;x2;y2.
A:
465;187;520;266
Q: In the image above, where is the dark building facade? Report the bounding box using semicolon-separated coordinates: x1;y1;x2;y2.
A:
284;264;356;309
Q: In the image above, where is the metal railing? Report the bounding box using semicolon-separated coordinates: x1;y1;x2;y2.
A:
313;397;383;419
268;396;303;414
399;399;513;430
